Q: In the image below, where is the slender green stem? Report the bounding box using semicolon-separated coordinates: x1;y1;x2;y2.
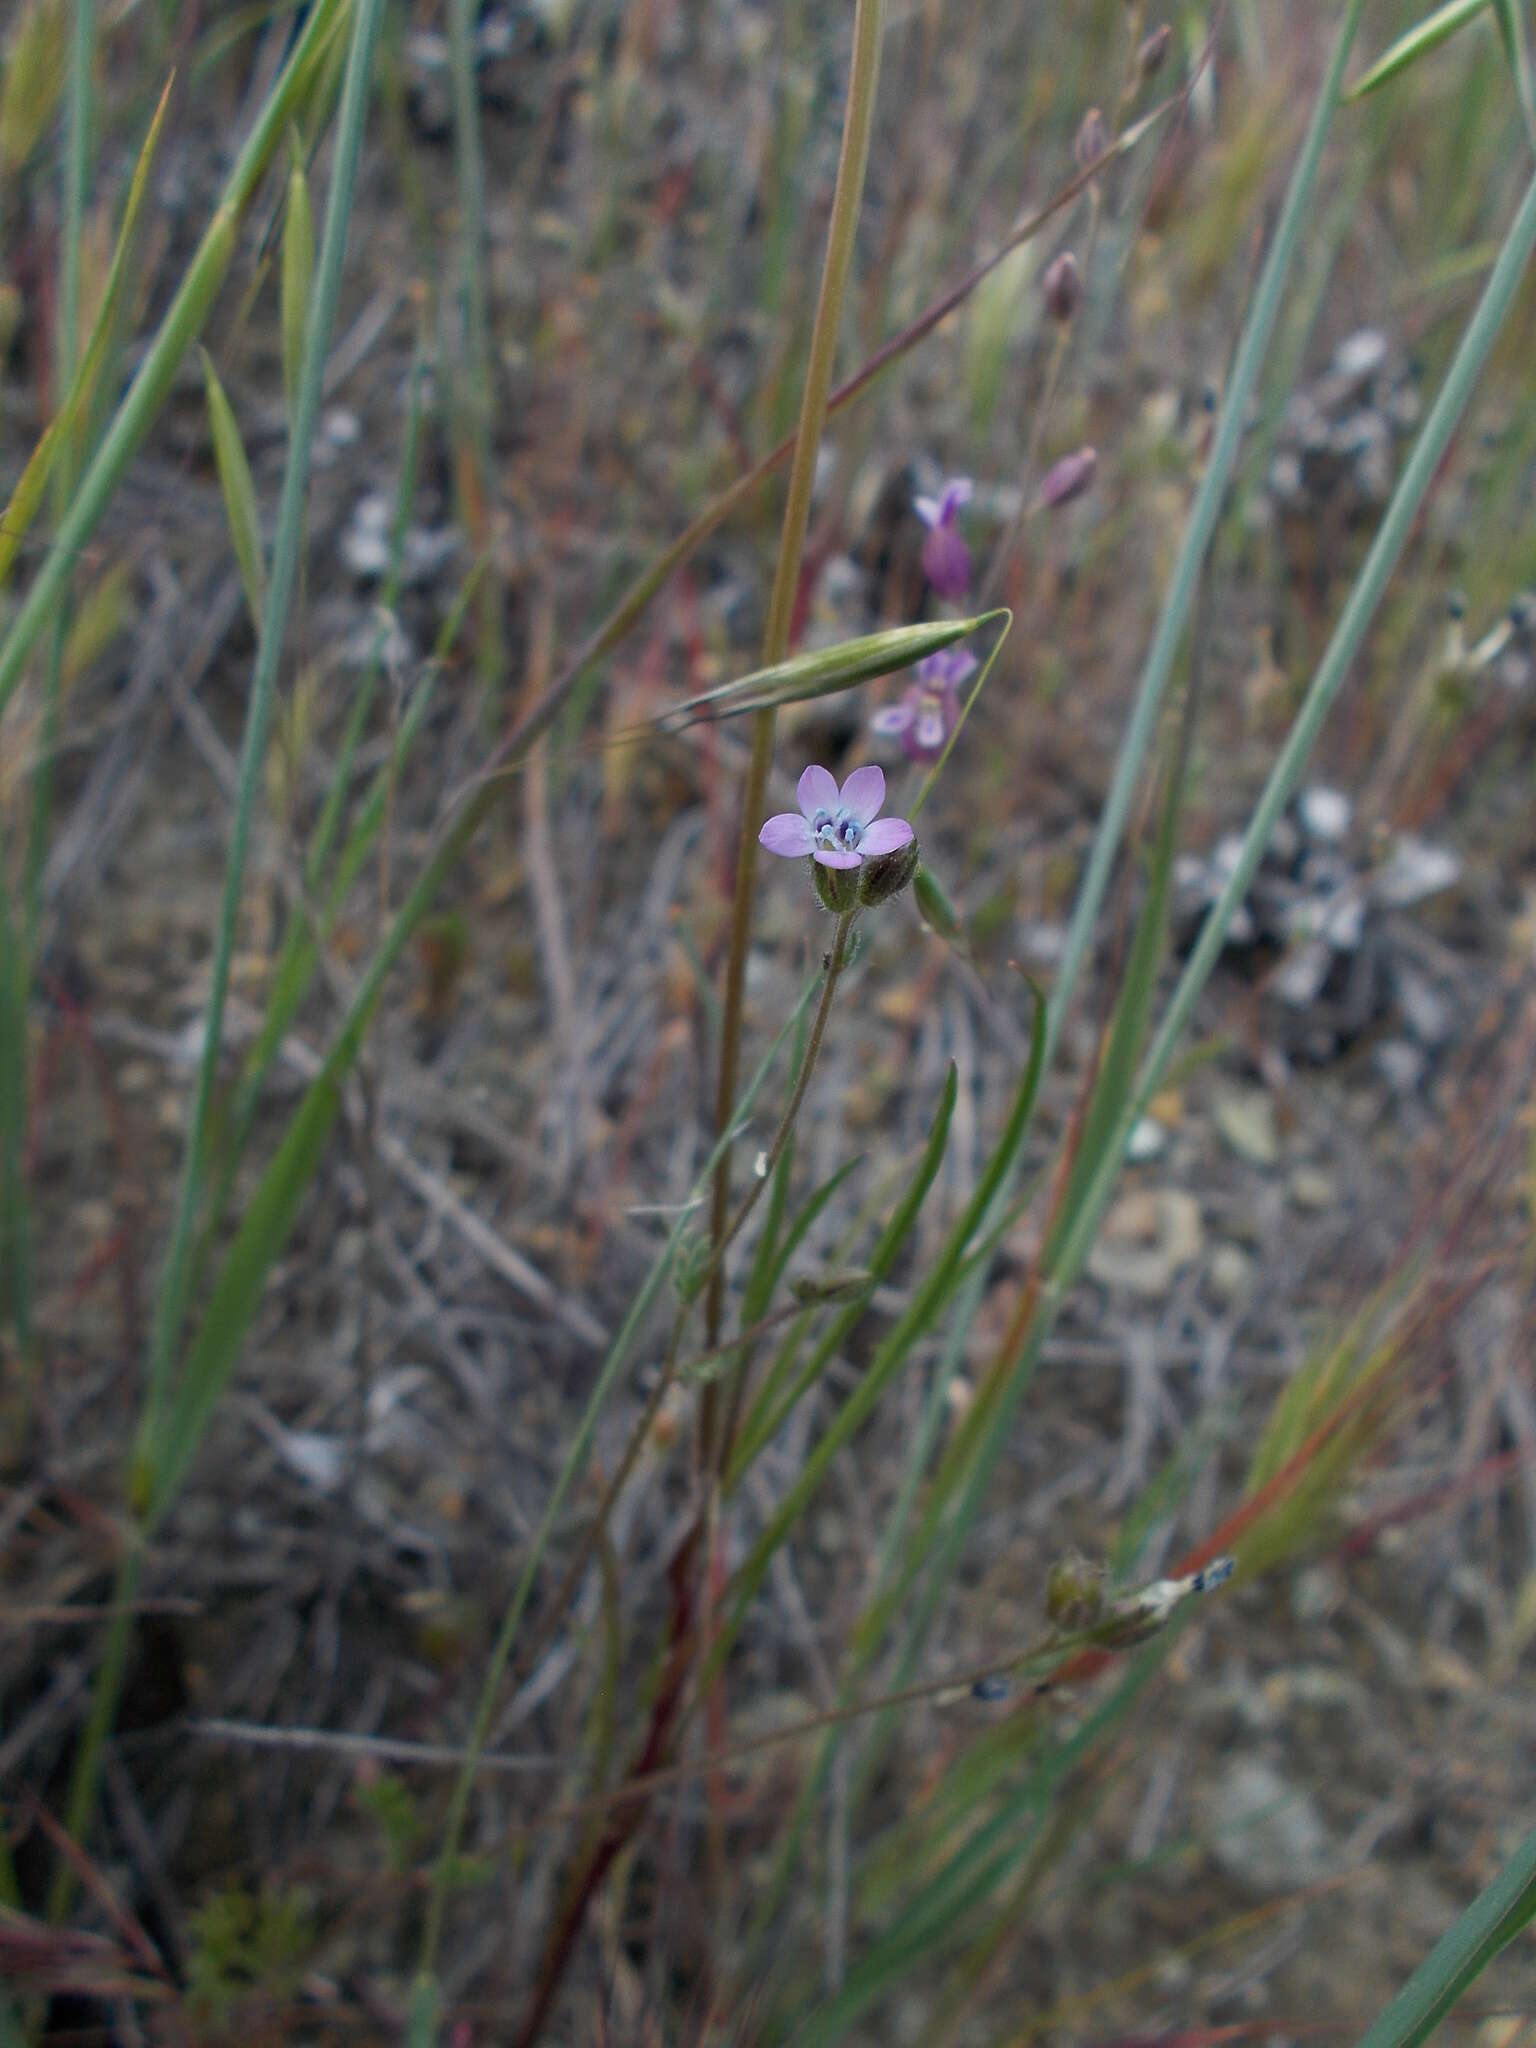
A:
717;908;856;1268
50;0;386;1901
1059;158;1536;1307
447;0;501;709
868;153;1536;1837
1042;0;1368;1074
703;0;888;1461
0;875;31;1359
412;967;822;1997
25;0;95;955
134;0;388;1490
46;1539;142;1922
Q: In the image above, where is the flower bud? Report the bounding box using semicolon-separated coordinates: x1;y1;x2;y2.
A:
1045;1554;1105;1629
1137;23;1172;75
857;836;920;907
1075;106;1108;170
914;863;962;943
812;858;860;914
1038;445;1098;510
1041;250;1081;323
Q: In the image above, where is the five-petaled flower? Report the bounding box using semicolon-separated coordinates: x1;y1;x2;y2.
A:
915;476;973;599
870;645;977;763
760;764;915;869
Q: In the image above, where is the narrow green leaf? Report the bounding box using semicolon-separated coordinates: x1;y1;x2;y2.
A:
280;139;316;422
1354;1823;1536;2048
726;1062;960;1489
742;1156;861;1333
1048;0;1367;1078
1045;656;1193;1275
1491;0;1536;151
411;966;825;2007
149;1064;343;1517
1344;0;1491;101
797;1643;1171;2046
0;0;351;721
137;0;390;1500
200;350;267;632
656;617;988;731
740;1132;796;1331
0;0;67;173
720;996;1043;1638
913;863;963;945
0;71;173;594
0;873;32;1355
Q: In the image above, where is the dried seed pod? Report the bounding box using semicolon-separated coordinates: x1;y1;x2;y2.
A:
1041;249;1082;323
1075;106;1108;169
857;836;921;907
1137;23;1173;74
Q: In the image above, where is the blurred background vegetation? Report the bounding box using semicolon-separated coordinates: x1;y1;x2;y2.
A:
2;0;1536;2040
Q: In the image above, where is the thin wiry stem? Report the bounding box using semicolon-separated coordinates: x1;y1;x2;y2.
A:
25;0;95;954
701;0;888;1466
1042;0;1369;1075
717;907;857;1268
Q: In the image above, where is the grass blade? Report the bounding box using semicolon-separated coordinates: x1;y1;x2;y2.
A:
136;0;389;1500
411;966;825;2005
720;989;1043;1640
727;1064;960;1489
0;0;350;723
0;70;173;595
0;0;67;175
1354;1823;1536;2048
280;134;315;420
1045;0;1368;1075
1345;0;1493;102
0;875;31;1356
200;348;267;632
1491;0;1536;150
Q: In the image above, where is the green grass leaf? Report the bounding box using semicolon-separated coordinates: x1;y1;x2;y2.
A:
200;349;267;632
1354;1823;1536;2048
0;71;173;595
1491;0;1536;149
0;0;66;174
1344;0;1492;101
280;138;316;422
0;0;351;722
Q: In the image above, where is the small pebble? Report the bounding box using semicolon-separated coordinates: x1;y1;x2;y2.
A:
1287;1166;1336;1213
1376;1039;1426;1093
1375;834;1461;909
1126;1115;1167;1163
1298;784;1351;843
1208;1242;1253;1304
1215;1087;1280;1167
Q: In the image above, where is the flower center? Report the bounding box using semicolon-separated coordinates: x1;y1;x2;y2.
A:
812;808;862;853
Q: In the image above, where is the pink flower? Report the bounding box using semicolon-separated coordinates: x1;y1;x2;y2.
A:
870;646;977;763
915;477;974;599
759;763;915;870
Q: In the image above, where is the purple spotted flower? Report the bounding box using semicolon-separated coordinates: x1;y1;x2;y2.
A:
915;477;974;599
760;763;914;870
870;645;977;763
